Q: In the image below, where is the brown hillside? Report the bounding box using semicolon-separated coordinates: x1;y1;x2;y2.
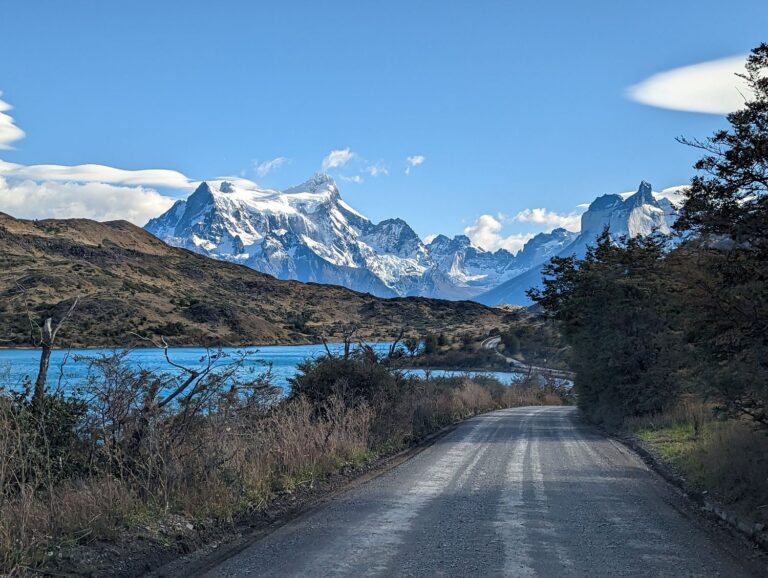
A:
0;213;507;347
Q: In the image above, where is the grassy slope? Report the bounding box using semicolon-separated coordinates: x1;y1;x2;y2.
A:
0;213;506;347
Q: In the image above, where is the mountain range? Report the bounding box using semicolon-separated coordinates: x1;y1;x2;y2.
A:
146;176;683;305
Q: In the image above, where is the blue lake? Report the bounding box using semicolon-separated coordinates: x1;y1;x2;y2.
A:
0;344;524;392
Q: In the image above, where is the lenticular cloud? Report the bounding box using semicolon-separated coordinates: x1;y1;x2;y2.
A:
627;55;751;114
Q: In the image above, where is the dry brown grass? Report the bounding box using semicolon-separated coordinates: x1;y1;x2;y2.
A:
0;394;372;571
624;394;712;433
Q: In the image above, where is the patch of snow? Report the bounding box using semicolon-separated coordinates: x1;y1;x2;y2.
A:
191;234;217;251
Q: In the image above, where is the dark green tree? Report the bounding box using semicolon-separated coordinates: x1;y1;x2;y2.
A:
529;230;677;424
501;331;520;356
672;44;768;426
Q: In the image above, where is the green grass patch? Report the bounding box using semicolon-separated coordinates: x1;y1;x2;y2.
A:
635;423;710;492
630;406;768;524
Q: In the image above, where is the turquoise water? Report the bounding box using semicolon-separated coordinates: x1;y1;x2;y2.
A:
0;343;528;394
0;343;394;392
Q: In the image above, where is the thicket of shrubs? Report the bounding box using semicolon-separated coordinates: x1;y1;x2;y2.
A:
529;44;768;525
0;346;565;573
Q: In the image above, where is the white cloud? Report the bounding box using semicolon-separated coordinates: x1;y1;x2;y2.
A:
513;207;582;232
0;159;193;226
627;55;751;114
405;154;425;175
322;148;355;170
464;214;534;254
0;176;174;224
366;163;388;177
0;93;26;150
0;159;194;190
423;233;438;244
253;156;288;177
339;174;363;184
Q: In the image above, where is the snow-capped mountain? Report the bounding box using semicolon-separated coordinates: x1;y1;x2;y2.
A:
513;228;578;271
146;174;427;297
427;235;521;291
146;173;534;299
476;181;682;306
145;176;679;304
581;181;678;239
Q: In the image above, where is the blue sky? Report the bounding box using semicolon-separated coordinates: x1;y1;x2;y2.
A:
0;0;766;251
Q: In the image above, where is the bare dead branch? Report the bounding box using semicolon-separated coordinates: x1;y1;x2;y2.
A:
388;328;405;358
320;335;332;356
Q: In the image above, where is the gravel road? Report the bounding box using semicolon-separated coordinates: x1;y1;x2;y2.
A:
200;406;765;577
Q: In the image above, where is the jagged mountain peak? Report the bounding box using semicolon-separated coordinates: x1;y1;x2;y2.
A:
514;227;577;270
627;180;656;206
377;217;409;227
453;234;473;247
427;234;452;246
428;234;473;251
529;227;572;242
187;180;215;202
580;180;669;237
364;217;424;251
477;180;680;307
195;180;214;193
146;173;429;297
284;172;338;194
